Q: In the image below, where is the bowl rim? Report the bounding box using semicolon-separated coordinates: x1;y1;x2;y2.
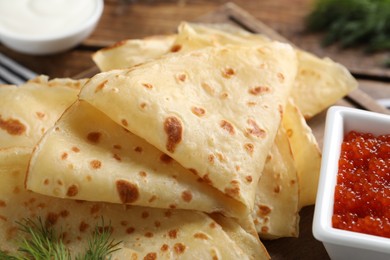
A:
313;106;390;254
0;0;103;42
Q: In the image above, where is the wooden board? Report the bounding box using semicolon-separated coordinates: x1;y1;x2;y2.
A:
74;3;389;259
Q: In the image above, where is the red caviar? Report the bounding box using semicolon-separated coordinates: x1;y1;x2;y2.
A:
332;131;390;238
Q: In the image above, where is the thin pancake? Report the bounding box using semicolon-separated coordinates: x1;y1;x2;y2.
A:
80;44;297;209
253;125;299;239
282;100;322;209
92;34;176;72
26;101;247;218
1;147;268;259
0;75;85;149
93;22;357;120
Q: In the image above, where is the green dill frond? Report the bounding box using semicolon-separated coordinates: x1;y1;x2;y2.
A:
0;250;18;260
1;217;121;260
76;218;121;260
15;217;71;260
306;0;390;53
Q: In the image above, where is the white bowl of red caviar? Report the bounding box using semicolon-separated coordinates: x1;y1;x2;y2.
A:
313;106;390;260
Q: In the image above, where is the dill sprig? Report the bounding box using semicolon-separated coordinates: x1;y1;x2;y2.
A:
0;217;121;260
306;0;390;53
76;221;121;260
17;218;71;260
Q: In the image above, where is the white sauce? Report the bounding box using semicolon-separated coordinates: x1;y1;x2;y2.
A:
0;0;98;38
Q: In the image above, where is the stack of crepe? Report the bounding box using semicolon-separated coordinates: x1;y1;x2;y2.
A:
0;23;357;258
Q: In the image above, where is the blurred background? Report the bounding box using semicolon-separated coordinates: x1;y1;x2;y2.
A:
0;0;388;80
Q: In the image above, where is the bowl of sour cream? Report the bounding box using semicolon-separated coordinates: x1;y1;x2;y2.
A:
0;0;103;55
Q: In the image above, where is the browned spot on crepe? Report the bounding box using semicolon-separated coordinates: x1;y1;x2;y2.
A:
174;243;186;254
79;221;90;232
116;180;139;203
168;229;178;239
72;146;80;152
95;80;108;93
191;106;206;117
246;119;266;138
248;86;270;95
181;190;192;202
222;67;235;78
142;83;153;89
66;185;78;197
177;73;187;82
0;115;26;135
220;120;235;135
87;132;101;143
144;252;157;260
160;153;173;163
90;160;102;169
161;244;169;252
194;232;209;240
170;44;182;52
257;205;272;217
36;111;45;119
244;143;254;155
164;116;183;153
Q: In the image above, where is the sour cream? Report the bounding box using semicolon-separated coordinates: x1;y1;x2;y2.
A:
0;0;99;39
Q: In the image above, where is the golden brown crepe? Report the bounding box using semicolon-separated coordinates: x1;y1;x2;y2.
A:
293;50;358;119
0;75;86;149
90;22;354;214
252;124;299;239
79;44;298;209
93;35;176;72
1;21;357;257
26;101;247;218
282;101;322;209
93;22;357;120
1;147;268;259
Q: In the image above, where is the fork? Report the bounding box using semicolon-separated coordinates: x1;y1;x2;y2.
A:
0;52;37;85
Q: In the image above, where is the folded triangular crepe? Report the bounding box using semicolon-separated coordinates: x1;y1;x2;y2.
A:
172;23;323;209
90;21;351;212
171;22;358;120
79;44;298;209
93;22;357;120
282;101;322;208
26;101;246;218
252;122;299;239
93;34;176;72
1;147;268;259
0;76;86;149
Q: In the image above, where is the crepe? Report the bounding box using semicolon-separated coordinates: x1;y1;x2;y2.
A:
79;44;298;209
282;101;322;209
90;22;353;214
293;50;358;119
176;23;357;119
93;22;357;120
0;147;268;259
93;34;176;72
252;125;299;239
26;101;246;218
0;75;86;149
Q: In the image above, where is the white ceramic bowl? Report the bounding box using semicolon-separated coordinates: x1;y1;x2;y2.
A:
313;106;390;260
0;0;103;55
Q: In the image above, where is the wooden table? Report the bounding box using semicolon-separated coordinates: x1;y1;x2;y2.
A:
1;0;389;259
